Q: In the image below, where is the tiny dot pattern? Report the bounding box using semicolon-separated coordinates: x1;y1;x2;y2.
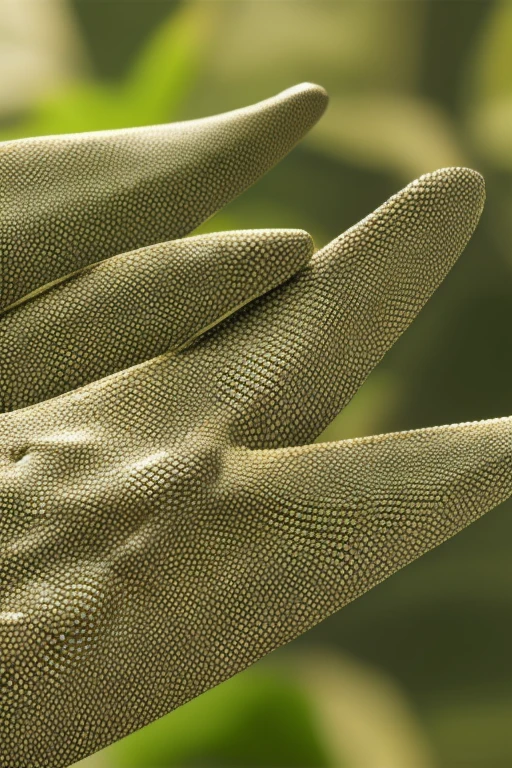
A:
0;229;313;411
0;83;327;311
1;129;511;768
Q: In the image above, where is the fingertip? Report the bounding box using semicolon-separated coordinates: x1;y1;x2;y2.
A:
408;166;486;221
257;227;315;262
420;165;485;190
274;82;330;122
235;82;329;144
194;228;314;268
251;228;315;272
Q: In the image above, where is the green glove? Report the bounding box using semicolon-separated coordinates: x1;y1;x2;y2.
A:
1;83;510;768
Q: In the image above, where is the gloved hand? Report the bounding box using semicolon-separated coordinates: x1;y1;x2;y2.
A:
1;83;511;768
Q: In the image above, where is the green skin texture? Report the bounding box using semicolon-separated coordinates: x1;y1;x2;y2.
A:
0;83;511;768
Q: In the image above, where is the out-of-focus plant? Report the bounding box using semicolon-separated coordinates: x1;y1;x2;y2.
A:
75;649;435;768
0;2;211;141
0;0;84;120
185;2;465;180
88;663;331;768
469;0;512;170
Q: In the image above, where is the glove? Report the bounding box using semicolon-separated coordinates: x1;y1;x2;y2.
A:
1;83;511;768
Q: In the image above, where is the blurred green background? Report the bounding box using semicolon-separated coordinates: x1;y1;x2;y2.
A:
2;1;511;766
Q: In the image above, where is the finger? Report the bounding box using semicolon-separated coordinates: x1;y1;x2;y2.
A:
0;82;327;311
0;229;313;412
221;416;512;655
200;167;485;448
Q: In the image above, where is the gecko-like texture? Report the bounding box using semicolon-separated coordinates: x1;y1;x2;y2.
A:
0;82;327;312
1;85;511;768
0;229;314;411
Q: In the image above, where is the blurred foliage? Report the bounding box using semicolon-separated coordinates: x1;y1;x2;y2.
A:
0;3;211;139
71;0;179;81
3;1;512;766
85;664;332;768
75;651;437;768
0;0;84;119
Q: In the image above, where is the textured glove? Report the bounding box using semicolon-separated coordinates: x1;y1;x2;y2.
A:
1;83;511;768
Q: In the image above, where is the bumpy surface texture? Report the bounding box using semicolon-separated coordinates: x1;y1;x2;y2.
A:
0;229;314;410
0;83;327;312
1;84;511;768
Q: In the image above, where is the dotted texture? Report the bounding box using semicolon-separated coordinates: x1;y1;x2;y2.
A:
0;229;313;411
0;83;327;311
0;106;510;768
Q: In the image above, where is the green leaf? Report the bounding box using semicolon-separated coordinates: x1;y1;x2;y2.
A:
467;2;512;167
0;3;209;141
99;667;331;768
470;1;512;105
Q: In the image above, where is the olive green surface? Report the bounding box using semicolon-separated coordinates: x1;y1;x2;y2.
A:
0;84;511;768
